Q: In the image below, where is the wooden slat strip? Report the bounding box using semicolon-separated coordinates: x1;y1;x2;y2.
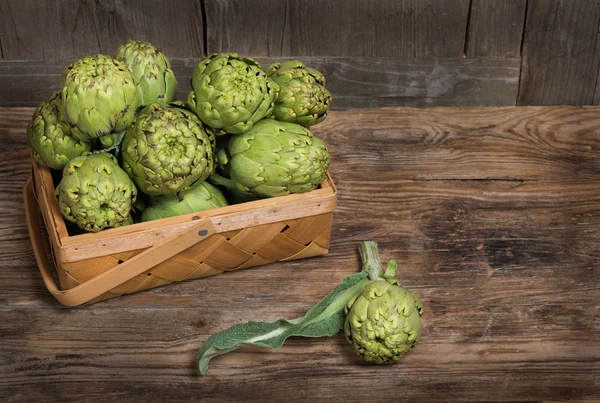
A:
0;57;521;108
518;0;600;105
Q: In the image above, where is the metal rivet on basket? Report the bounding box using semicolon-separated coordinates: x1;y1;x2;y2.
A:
198;229;208;236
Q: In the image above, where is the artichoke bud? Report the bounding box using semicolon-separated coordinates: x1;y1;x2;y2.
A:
116;40;178;106
188;53;280;134
27;92;93;170
120;103;215;196
344;246;424;364
266;59;332;127
226;119;330;198
141;180;228;222
60;54;139;141
55;153;137;232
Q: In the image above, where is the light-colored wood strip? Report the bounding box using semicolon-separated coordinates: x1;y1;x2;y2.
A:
204;242;254;272
256;233;307;262
185;263;222;280
282;242;329;262
228;254;274;271
147;255;201;283
312;223;332;250
228;222;288;252
61;255;119;283
283;214;333;245
178;235;227;263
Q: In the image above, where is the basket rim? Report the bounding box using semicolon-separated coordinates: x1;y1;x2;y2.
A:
32;161;337;263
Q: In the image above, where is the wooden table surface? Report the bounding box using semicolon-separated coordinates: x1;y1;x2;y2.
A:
0;106;599;402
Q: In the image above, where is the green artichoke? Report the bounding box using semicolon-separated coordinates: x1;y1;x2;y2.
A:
187;53;279;134
120;103;214;196
27;92;93;170
55;153;137;232
60;54;139;142
141;180;227;222
222;119;329;198
266;60;332;127
116;40;177;106
167;100;217;151
344;242;424;364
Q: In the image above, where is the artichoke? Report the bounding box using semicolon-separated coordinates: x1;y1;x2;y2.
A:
60;54;139;142
55;153;137;232
27;92;93;170
141;180;227;222
187;53;279;134
116;40;177;106
222;119;329;198
120;103;214;196
266;60;332;127
344;242;424;364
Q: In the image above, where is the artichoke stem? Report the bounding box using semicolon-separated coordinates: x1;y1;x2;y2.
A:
208;172;235;190
359;241;386;281
98;131;126;155
384;259;398;280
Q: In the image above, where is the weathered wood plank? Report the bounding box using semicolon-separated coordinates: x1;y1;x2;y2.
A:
0;0;100;59
91;0;204;57
0;57;521;108
0;303;597;402
206;0;471;57
518;0;600;105
0;0;203;60
316;106;600;181
466;0;527;58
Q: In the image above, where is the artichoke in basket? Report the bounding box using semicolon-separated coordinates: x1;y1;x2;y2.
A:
55;153;137;232
187;53;280;134
27;92;93;170
266;60;332;127
141;180;228;222
120;103;215;196
116;40;177;106
215;119;330;199
60;54;139;146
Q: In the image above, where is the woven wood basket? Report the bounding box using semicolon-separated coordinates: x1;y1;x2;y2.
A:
24;162;337;306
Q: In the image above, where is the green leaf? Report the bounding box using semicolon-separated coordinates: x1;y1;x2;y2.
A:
197;271;371;374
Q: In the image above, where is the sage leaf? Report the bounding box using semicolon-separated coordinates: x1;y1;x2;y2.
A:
197;271;370;374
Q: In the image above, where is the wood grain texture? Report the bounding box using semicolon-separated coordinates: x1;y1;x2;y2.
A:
466;0;527;58
0;57;521;108
1;106;599;402
206;0;471;57
518;0;600;105
0;0;204;60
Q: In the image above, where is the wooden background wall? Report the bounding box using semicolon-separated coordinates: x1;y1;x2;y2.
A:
0;0;599;109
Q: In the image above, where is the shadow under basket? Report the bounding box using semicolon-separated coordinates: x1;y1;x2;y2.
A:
24;162;337;306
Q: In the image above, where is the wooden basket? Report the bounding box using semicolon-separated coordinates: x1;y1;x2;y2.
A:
24;162;337;306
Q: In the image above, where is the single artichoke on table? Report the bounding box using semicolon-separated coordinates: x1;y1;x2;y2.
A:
59;54;139;148
27;92;93;170
187;53;280;134
116;40;177;106
213;119;330;199
141;180;228;222
195;241;424;374
266;60;332;127
344;242;424;364
55;153;137;232
120;103;214;196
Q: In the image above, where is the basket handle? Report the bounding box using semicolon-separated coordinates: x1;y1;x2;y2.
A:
24;177;216;306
